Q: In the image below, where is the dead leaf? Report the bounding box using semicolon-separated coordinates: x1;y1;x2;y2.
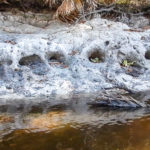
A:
4;40;16;45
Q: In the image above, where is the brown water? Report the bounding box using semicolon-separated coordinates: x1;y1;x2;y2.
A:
0;104;150;150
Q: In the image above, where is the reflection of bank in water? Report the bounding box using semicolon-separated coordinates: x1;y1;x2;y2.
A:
0;114;14;124
27;111;68;130
1;109;150;150
0;91;150;132
22;106;150;131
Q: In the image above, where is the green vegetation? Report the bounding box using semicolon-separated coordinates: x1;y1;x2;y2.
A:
121;59;136;67
90;57;101;63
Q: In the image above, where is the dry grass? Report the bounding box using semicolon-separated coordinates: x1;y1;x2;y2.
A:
54;0;83;22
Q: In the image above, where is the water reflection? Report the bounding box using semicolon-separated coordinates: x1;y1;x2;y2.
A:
0;104;150;150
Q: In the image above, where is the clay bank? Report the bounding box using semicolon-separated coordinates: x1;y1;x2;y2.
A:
0;11;150;108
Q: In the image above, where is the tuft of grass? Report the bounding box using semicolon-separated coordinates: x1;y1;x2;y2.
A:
90;57;101;63
121;59;136;67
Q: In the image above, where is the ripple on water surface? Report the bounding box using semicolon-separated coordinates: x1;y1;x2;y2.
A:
0;104;150;150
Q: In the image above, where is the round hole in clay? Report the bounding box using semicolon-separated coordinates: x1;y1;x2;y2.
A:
19;54;47;75
120;56;143;68
105;41;110;46
88;50;105;63
145;50;150;60
120;57;145;77
19;54;43;66
47;52;66;64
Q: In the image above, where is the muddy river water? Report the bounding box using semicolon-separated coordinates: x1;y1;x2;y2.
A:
0;101;150;150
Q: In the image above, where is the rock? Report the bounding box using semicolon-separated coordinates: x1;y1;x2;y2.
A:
0;11;150;107
88;88;146;108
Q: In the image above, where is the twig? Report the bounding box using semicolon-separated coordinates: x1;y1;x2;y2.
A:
76;6;115;23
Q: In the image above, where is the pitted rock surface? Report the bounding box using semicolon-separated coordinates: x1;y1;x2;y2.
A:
0;12;150;106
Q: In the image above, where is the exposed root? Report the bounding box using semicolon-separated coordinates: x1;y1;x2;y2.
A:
53;0;99;22
44;0;63;8
54;0;83;22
